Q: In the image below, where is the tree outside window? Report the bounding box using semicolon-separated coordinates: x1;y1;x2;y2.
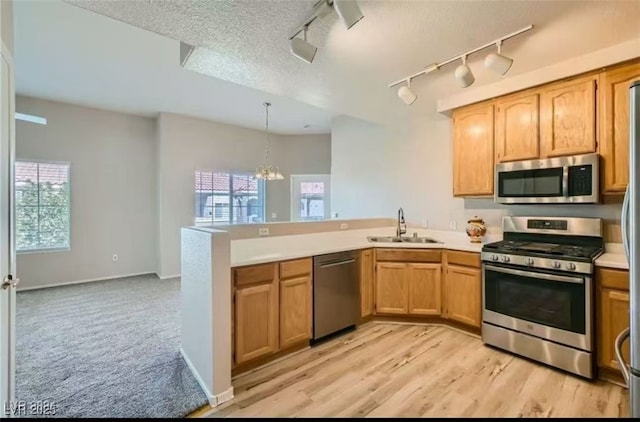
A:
15;161;71;252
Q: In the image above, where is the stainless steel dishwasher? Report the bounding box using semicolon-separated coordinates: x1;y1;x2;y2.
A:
313;250;360;341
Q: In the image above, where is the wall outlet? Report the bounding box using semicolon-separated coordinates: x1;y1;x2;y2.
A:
271;212;277;219
258;228;270;236
112;254;118;262
449;221;457;230
340;223;349;230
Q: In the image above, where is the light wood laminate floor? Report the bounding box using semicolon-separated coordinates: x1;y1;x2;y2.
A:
204;323;629;418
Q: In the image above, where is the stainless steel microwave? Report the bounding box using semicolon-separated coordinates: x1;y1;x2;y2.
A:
495;153;599;204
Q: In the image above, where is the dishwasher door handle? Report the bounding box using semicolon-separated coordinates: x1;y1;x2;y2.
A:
319;258;356;268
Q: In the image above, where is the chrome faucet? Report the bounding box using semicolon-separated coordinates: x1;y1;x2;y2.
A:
396;208;407;238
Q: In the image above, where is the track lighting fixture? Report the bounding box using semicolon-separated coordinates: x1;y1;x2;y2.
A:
333;0;364;30
455;56;475;88
484;41;513;75
397;79;417;106
388;25;533;104
288;1;364;63
290;26;317;64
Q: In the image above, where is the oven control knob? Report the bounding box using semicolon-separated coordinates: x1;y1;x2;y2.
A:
526;258;534;266
491;255;499;262
553;261;562;269
566;262;577;271
501;256;510;263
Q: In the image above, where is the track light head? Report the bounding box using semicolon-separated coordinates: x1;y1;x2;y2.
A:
484;42;513;75
290;27;317;64
397;79;417;106
333;0;364;30
454;56;475;88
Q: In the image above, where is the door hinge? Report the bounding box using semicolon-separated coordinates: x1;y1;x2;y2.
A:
2;275;19;290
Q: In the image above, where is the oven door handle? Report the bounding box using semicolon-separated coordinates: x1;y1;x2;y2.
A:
484;265;584;284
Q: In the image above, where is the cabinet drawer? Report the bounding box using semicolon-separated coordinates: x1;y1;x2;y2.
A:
280;258;312;279
376;249;442;263
235;263;277;287
446;250;481;268
597;267;629;290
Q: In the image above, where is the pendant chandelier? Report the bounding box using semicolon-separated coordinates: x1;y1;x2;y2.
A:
254;102;284;181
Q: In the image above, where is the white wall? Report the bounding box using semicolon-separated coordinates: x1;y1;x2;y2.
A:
331;112;623;237
1;0;13;55
157;112;330;278
15;96;157;289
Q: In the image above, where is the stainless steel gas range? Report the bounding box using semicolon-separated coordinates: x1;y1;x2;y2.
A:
481;216;604;379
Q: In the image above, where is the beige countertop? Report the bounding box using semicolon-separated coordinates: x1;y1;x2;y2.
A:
230;227;496;267
595;243;628;270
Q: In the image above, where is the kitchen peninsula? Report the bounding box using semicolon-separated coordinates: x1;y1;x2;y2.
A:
179;220;627;408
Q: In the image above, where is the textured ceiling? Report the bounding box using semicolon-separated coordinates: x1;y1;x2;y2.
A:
66;0;640;126
13;1;333;134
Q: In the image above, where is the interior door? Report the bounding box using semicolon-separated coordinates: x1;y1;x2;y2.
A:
0;47;16;415
290;174;331;221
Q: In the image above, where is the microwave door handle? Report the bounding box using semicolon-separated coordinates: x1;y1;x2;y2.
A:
614;327;630;387
562;166;569;197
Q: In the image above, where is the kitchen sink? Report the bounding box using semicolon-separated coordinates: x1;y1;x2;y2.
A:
367;236;404;243
400;237;442;244
367;236;442;244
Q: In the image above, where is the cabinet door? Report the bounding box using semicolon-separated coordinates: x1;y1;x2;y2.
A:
452;102;495;197
235;281;279;364
598;288;630;371
600;61;640;193
280;275;312;349
375;263;408;314
360;249;374;317
495;92;539;162
540;74;598;157
408;263;442;316
445;265;481;328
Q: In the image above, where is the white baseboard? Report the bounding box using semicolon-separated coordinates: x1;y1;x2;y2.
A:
157;273;181;280
215;386;234;406
17;271;157;291
180;348;234;407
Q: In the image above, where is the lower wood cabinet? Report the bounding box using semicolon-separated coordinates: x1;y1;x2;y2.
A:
235;278;279;364
234;258;312;367
444;264;482;328
279;275;312;349
375;261;442;316
408;264;442;316
375;262;408;314
597;267;630;373
360;249;374;317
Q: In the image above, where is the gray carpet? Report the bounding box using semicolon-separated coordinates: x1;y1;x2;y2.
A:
15;275;209;418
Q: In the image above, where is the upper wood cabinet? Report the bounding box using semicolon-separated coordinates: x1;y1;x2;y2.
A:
539;74;598;158
600;61;640;193
360;249;374;318
495;92;540;162
375;263;408;314
444;264;481;328
407;263;442;316
452;102;495;197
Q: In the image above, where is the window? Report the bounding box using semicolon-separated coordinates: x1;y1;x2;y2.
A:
195;171;265;225
15;161;70;252
290;174;331;221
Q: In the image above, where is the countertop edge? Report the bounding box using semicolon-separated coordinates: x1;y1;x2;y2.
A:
231;241;483;268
